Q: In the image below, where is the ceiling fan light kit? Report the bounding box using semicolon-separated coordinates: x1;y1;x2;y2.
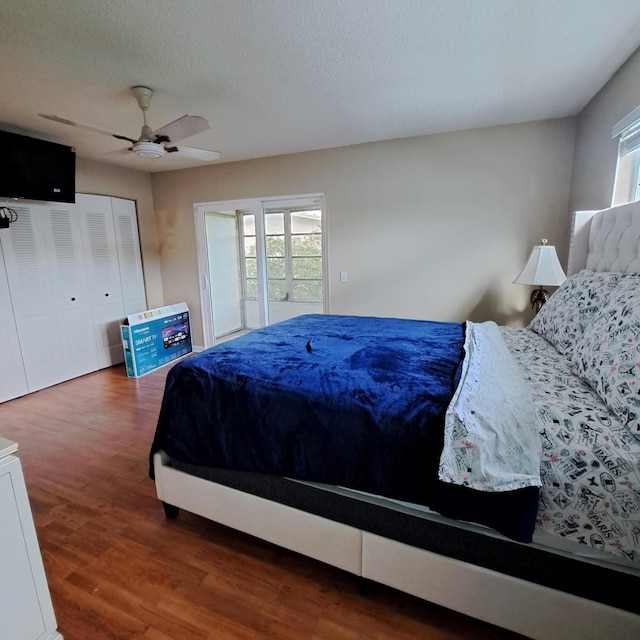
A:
132;141;165;158
39;85;220;163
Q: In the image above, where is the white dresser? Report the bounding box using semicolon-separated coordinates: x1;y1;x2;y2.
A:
0;438;63;640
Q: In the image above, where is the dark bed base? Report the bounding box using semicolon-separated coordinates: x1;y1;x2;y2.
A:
166;458;639;615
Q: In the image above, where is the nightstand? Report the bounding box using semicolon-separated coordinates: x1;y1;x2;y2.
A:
0;438;63;639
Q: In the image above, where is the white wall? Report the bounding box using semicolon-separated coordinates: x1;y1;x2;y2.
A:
68;43;640;352
152;118;576;347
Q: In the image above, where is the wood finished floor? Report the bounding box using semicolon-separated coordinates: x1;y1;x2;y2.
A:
0;364;527;640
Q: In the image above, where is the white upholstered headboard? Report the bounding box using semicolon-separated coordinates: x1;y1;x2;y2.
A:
567;201;640;276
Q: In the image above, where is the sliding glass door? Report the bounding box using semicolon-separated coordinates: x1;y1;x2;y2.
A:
195;195;325;348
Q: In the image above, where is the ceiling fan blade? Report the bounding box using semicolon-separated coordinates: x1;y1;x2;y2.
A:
152;115;210;143
39;114;138;143
172;145;221;162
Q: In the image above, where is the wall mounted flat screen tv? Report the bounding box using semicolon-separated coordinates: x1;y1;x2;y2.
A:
0;130;76;203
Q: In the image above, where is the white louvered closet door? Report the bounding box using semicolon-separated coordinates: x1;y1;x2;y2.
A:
0;239;28;402
0;205;67;392
111;197;147;316
76;194;127;369
41;203;100;379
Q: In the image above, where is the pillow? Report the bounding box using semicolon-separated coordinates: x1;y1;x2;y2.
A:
572;274;640;436
528;269;621;356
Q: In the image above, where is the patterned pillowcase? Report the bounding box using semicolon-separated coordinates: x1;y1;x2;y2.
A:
572;274;640;437
528;270;621;356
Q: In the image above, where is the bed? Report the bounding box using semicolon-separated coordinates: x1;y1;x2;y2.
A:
150;201;640;640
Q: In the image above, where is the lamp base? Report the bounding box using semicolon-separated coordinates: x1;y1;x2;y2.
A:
530;288;550;313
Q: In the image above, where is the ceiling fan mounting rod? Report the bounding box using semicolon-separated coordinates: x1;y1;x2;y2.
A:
132;85;155;141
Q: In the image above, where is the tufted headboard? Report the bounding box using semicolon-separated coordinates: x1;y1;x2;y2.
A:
567;200;640;276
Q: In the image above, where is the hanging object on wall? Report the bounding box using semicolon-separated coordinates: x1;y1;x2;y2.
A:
40;85;221;162
0;206;18;229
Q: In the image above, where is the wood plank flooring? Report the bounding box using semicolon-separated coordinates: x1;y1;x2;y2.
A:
0;364;526;640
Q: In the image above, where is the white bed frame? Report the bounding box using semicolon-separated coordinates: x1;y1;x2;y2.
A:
154;201;640;640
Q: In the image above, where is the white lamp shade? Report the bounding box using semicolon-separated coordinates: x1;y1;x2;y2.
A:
514;241;567;286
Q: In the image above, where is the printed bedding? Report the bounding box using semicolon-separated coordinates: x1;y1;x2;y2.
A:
150;313;541;543
515;269;640;565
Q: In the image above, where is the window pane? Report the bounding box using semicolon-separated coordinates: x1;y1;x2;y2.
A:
265;212;284;235
245;257;257;278
245;278;258;300
267;256;285;278
293;280;322;302
613;149;640;205
292;234;321;256
268;279;287;300
266;234;285;257
243;214;255;235
291;210;321;234
240;205;323;313
244;236;256;257
292;257;322;279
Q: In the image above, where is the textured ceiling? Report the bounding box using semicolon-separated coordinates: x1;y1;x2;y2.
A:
1;0;640;173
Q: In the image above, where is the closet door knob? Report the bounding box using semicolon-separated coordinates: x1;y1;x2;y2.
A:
105;293;109;297
71;297;76;301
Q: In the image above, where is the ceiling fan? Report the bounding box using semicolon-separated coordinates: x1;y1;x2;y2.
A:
40;86;221;161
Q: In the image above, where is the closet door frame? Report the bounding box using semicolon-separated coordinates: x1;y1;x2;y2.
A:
0;194;147;401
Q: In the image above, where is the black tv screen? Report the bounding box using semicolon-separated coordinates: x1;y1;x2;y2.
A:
0;130;76;203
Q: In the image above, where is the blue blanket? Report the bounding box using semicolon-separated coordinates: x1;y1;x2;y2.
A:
150;314;539;541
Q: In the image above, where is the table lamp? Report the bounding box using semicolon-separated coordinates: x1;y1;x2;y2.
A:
514;239;566;312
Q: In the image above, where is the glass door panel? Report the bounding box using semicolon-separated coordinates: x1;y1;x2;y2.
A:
205;211;243;339
265;208;323;324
